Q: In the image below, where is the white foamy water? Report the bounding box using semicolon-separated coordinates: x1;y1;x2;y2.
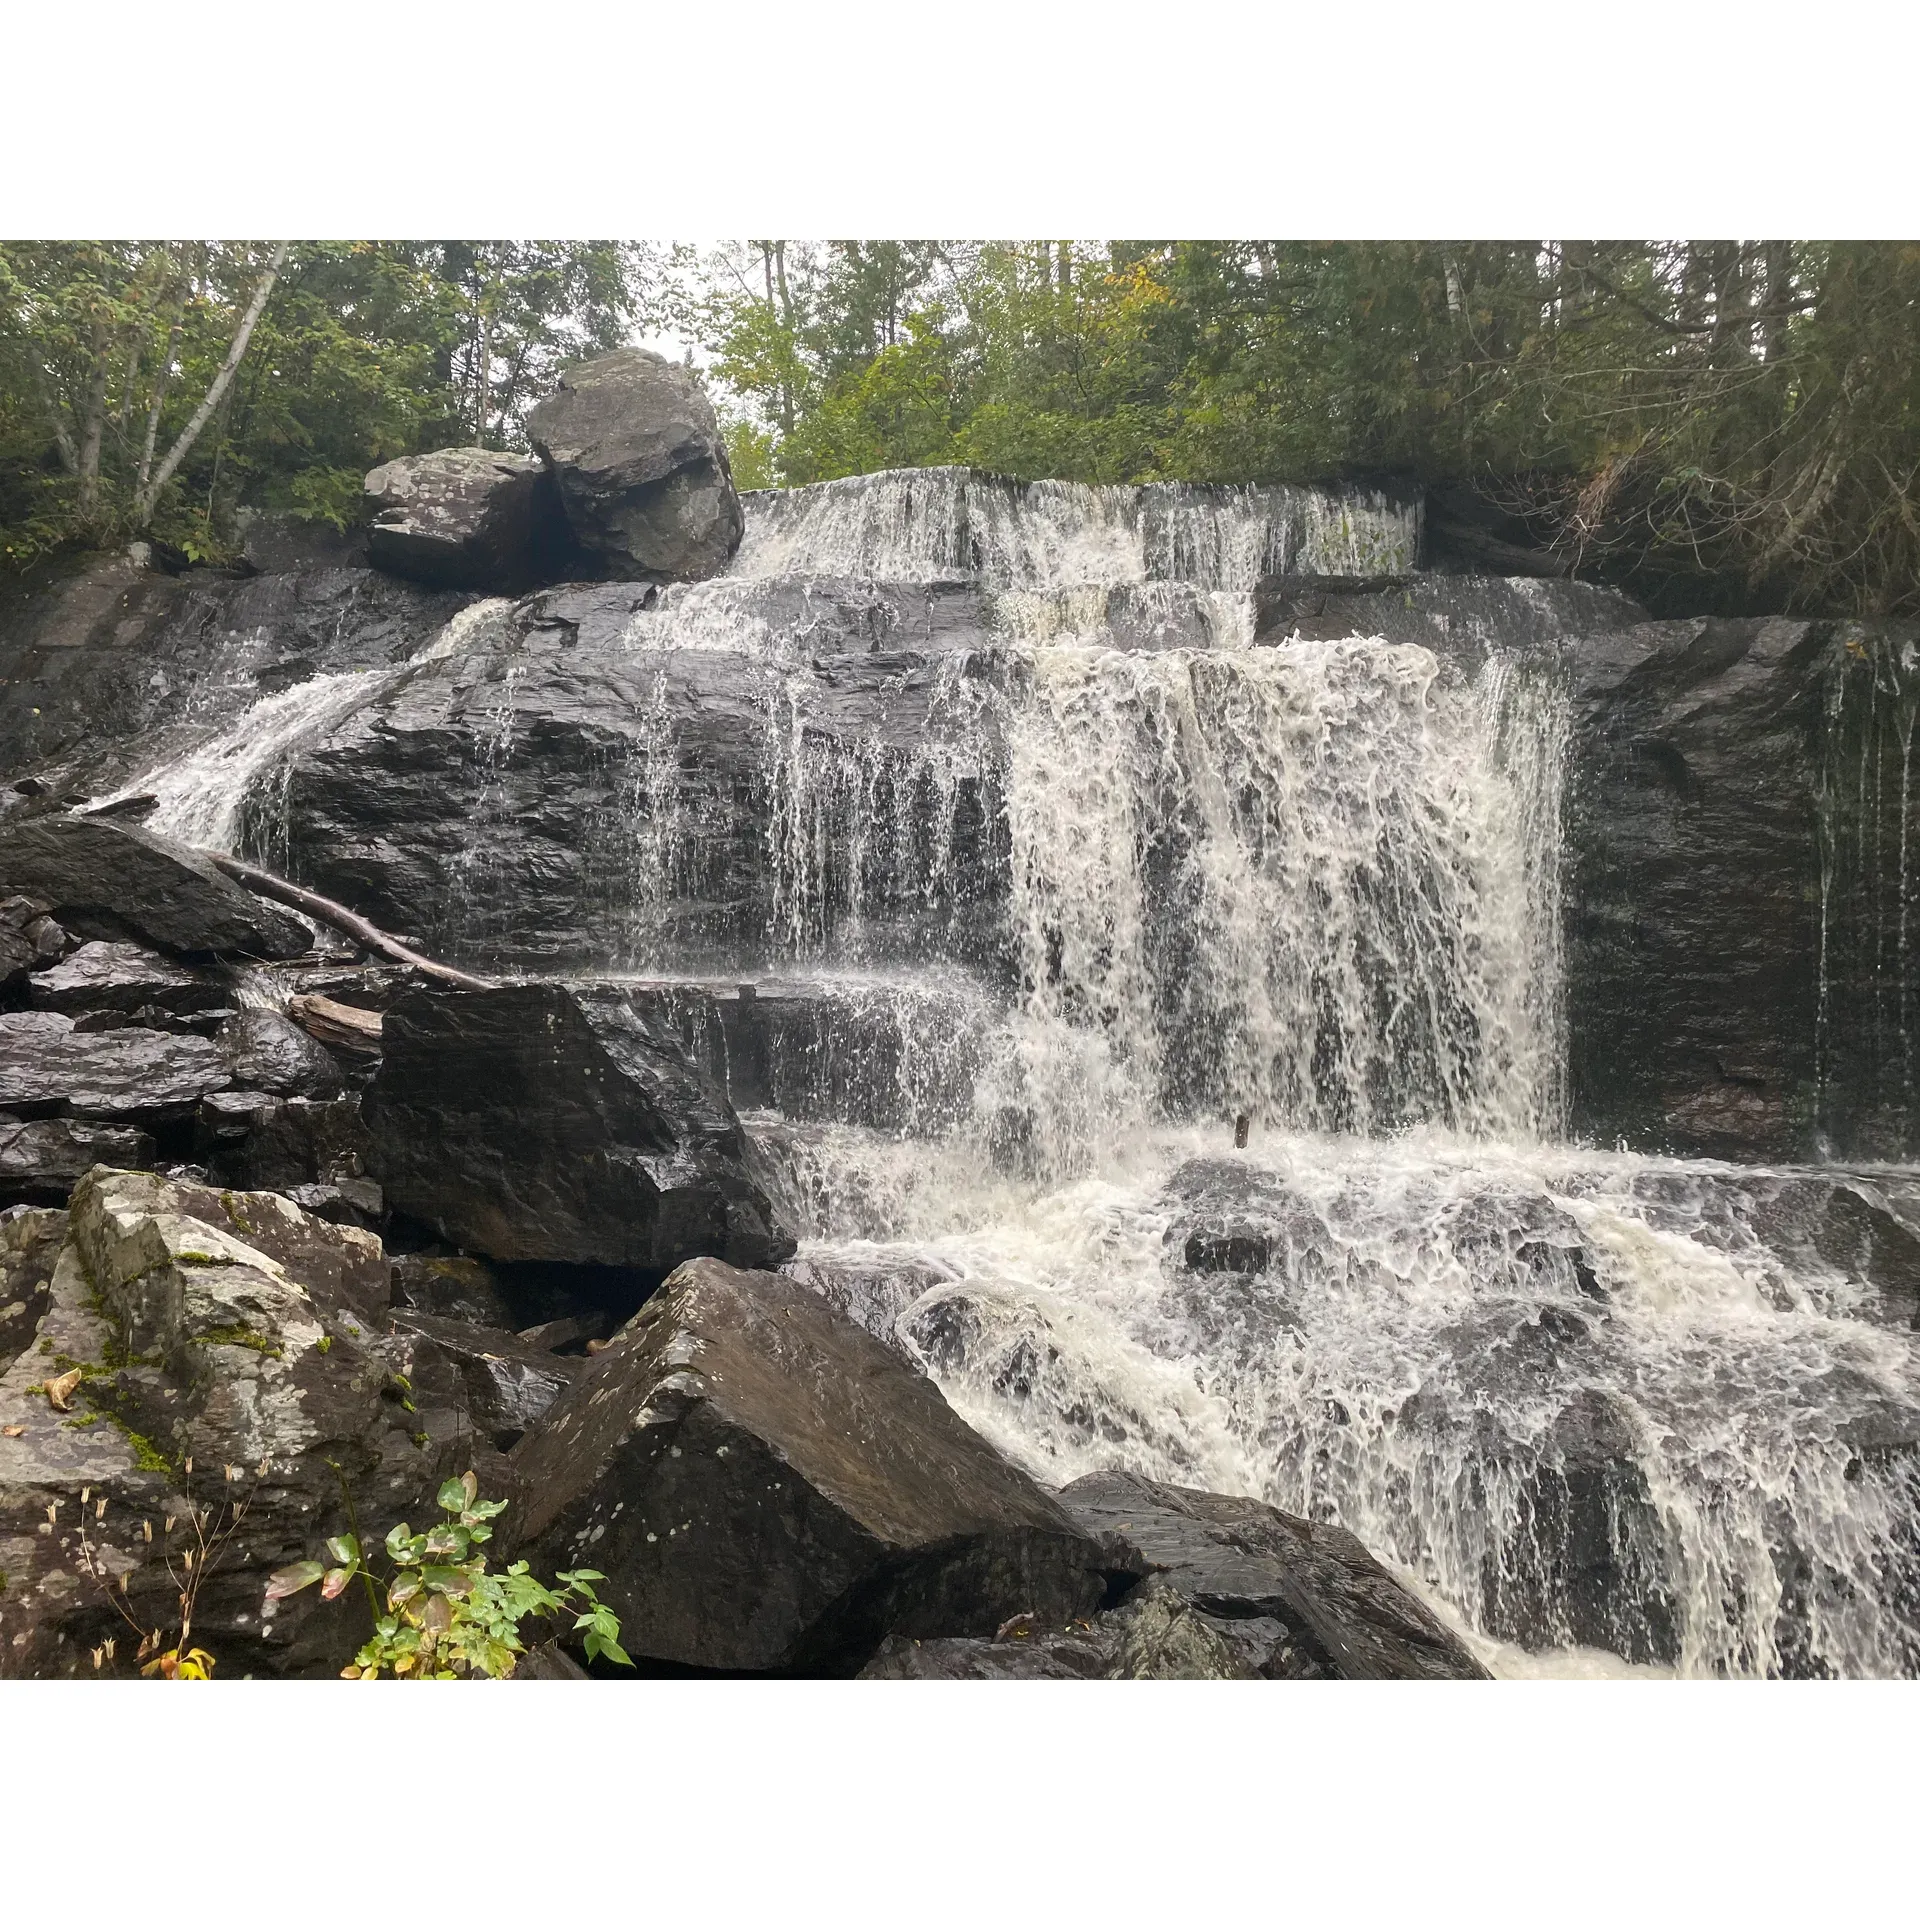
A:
733;467;1419;588
769;1121;1920;1679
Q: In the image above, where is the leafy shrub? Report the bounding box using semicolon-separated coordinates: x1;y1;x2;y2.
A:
268;1471;632;1679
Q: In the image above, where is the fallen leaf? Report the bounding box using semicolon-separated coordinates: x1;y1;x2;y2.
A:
42;1368;82;1412
1;1425;24;1439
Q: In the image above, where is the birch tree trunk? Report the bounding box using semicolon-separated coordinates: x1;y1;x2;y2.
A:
135;243;288;527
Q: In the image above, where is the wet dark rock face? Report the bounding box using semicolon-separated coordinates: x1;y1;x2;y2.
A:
0;815;310;960
366;982;796;1276
504;1258;1118;1674
1562;616;1835;1157
0;550;473;799
275;624;1006;971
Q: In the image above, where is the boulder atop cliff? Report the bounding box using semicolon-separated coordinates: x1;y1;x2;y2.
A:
527;348;743;582
367;982;795;1274
364;447;568;592
506;1257;1119;1672
0;815;311;960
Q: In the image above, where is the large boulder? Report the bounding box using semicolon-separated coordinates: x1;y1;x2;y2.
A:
0;1011;231;1121
366;984;795;1274
0;816;311;961
505;1258;1118;1673
527;348;743;582
218;1008;345;1099
0;1169;448;1678
364;447;569;592
1057;1470;1489;1679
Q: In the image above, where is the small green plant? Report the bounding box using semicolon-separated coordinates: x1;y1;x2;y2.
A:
267;1471;632;1679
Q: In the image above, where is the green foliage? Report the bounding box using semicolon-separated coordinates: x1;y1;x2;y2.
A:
0;241;653;572
267;1470;633;1679
695;239;1920;618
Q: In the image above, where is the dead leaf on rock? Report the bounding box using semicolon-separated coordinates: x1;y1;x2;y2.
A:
1;1424;24;1438
43;1368;82;1411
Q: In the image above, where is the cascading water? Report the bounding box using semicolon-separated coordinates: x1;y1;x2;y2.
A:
103;596;512;855
127;468;1920;1676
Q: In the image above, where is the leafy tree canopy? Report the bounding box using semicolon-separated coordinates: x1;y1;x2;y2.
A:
5;238;1915;618
693;240;1920;618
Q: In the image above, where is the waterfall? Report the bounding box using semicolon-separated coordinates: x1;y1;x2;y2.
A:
105;597;511;854
993;639;1566;1168
732;466;1421;587
121;465;1920;1677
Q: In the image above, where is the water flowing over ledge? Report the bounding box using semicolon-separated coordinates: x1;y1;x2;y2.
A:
101;465;1920;1676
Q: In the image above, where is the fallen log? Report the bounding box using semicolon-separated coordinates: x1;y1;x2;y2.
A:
202;850;491;992
288;992;384;1053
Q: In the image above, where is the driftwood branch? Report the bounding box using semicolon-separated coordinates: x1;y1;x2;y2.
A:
204;850;492;991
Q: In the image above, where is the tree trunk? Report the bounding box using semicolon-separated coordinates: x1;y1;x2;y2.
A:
773;240;796;437
136;243;287;527
138;269;188;495
75;314;113;521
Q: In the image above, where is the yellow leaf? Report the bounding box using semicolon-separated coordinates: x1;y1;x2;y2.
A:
42;1368;82;1412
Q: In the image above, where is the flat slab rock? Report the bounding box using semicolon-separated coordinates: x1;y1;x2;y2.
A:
0;1010;231;1118
1057;1470;1489;1680
504;1257;1119;1673
27;940;228;1015
0;1115;153;1199
0;815;310;960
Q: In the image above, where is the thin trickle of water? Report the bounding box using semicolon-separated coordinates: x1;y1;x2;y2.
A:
1815;631;1920;1153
